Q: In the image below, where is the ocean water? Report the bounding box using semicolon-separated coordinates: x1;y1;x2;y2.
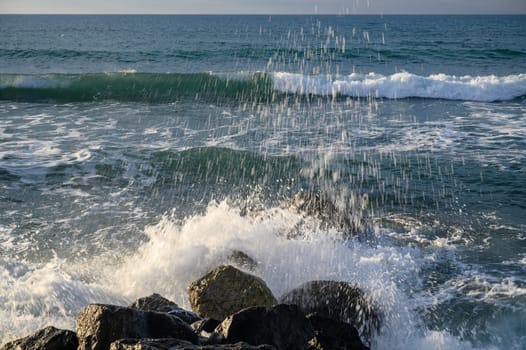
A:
1;15;525;349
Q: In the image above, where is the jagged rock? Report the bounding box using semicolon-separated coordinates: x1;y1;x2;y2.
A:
307;314;369;350
76;304;198;350
192;318;222;337
0;326;77;350
213;304;314;350
130;293;201;324
110;338;275;350
279;280;380;340
226;250;258;271
188;265;276;321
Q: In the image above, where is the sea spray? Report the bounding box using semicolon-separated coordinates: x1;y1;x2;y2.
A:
107;199;477;349
0;254;128;343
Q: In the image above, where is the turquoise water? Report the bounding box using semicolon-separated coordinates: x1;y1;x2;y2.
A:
1;15;525;349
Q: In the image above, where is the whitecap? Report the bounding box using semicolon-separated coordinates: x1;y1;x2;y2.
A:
272;72;526;102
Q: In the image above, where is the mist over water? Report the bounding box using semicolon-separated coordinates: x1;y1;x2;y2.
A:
1;14;525;349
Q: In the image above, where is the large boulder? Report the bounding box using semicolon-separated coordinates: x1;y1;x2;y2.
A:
188;265;276;321
129;293;201;324
307;314;369;350
1;326;77;350
110;339;275;350
279;280;380;339
76;304;198;350
213;304;314;350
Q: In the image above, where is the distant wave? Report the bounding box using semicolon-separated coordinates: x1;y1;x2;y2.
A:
1;71;525;103
273;72;526;102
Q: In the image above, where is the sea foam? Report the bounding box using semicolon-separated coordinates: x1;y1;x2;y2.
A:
272;72;526;102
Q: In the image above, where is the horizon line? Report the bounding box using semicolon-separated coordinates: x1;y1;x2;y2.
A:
1;12;525;16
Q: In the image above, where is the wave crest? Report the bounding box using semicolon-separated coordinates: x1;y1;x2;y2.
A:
273;72;526;102
1;71;525;103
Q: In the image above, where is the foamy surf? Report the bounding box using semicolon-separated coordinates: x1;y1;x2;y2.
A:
272;72;526;102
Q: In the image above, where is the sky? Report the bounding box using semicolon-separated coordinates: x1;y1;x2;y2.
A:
1;0;525;15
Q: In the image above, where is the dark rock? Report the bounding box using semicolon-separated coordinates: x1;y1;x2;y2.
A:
192;318;222;336
286;191;366;237
307;314;369;350
129;293;180;313
288;191;340;224
76;304;198;350
110;338;275;350
279;280;380;340
188;265;276;321
167;309;202;325
213;304;314;350
1;326;77;350
129;293;201;324
226;250;258;271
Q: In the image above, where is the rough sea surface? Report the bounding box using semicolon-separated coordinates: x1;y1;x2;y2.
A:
1;15;525;349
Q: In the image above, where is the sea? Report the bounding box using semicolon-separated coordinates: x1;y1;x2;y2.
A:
0;15;525;349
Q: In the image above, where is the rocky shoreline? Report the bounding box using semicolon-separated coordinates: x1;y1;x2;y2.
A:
2;264;378;350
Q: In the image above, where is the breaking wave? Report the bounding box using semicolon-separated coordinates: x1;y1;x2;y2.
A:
273;71;526;102
1;71;524;103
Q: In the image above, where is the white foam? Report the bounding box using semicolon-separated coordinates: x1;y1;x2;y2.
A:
118;69;138;74
0;257;127;343
450;275;526;301
503;256;526;266
272;72;526;102
0;140;94;180
108;201;482;350
0;201;519;349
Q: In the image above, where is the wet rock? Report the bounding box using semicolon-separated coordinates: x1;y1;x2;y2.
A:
1;326;78;350
188;265;276;321
167;309;202;325
129;293;180;313
279;280;380;340
110;338;275;350
226;250;258;271
76;304;198;350
192;318;222;337
286;191;366;237
130;293;201;324
213;304;314;350
288;191;340;223
307;314;369;350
